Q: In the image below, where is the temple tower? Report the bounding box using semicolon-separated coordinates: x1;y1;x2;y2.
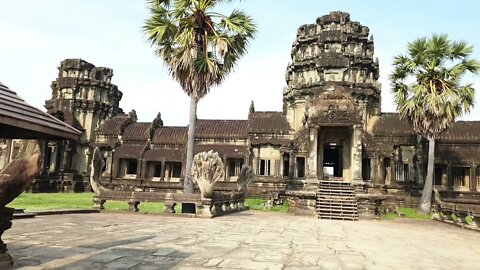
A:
283;11;381;183
44;59;123;176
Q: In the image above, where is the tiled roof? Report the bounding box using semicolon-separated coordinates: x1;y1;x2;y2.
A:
436;144;480;164
371;113;415;136
194;144;248;159
437;121;480;143
114;144;145;159
144;148;184;162
152;127;187;145
196;120;248;139
96;114;130;135
0;81;81;140
123;122;151;141
248;112;291;134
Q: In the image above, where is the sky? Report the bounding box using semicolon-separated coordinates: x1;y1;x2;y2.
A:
1;0;480;126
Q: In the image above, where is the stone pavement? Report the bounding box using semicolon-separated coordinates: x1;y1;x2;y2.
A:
4;211;480;270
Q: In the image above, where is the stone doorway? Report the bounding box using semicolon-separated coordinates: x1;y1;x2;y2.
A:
323;145;343;178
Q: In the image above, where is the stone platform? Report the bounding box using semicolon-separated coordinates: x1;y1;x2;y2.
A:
4;212;480;269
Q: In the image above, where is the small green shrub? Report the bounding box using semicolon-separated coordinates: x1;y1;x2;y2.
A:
381;207;432;220
245;198;289;213
465;215;475;225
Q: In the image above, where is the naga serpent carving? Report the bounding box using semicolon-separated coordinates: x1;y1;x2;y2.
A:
191;151;225;199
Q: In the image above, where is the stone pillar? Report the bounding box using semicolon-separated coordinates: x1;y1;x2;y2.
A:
378;157;386;184
470;164;477;191
136;158;142;179
447;163;453;189
308;127;318;178
441;165;448;188
371;154;379;184
224;155;228;181
161;159;166;181
141;160;147;180
351;125;363;182
386;156;394;185
288;152;295;179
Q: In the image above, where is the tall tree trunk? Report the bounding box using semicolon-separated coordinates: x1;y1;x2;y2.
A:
184;94;197;193
418;136;435;214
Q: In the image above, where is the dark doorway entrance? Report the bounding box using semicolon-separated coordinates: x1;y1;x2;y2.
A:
323;145;343;177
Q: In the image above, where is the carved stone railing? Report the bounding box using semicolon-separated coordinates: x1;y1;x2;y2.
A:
92;190;247;218
91;148;252;218
433;189;480;230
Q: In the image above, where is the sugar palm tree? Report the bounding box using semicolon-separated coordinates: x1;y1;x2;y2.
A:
143;0;256;193
391;34;480;213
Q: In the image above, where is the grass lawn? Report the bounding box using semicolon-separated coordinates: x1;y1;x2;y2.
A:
7;193;289;214
381;207;432;220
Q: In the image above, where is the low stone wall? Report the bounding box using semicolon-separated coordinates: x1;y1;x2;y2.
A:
97;177;286;200
93;190;247;218
433;190;480;230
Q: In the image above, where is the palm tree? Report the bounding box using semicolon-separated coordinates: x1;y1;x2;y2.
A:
391;34;480;214
143;0;257;194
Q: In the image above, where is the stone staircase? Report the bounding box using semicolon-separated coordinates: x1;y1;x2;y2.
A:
316;180;358;221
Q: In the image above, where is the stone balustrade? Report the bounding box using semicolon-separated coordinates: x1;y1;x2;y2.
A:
433;189;480;230
93;190;247;218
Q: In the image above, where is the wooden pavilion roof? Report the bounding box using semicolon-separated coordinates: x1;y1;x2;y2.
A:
0;82;81;140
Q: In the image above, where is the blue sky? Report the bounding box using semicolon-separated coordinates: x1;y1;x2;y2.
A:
1;0;479;125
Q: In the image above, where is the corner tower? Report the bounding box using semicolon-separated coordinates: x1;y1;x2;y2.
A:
44;59;123;177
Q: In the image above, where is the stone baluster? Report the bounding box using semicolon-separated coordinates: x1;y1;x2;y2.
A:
197;199;213;218
224;201;232;212
128;201;139;212
93;197;105;210
164;201;176;214
214;202;224;215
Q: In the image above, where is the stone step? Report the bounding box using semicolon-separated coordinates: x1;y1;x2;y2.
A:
318;197;355;201
317;180;358;221
317;209;358;214
317;203;357;208
317;189;355;193
318;216;359;221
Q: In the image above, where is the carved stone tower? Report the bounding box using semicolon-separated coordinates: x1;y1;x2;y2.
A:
283;11;380;132
44;59;123;175
283;11;381;183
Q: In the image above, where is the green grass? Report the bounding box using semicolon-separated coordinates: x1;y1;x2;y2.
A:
245;198;289;213
7;193;175;214
381;207;432;220
7;193;288;214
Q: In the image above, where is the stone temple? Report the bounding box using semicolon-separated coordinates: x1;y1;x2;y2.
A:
1;11;479;218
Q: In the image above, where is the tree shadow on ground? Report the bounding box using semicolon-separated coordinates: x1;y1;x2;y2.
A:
9;236;192;269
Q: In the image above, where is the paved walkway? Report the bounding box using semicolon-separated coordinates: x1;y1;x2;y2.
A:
4;211;480;269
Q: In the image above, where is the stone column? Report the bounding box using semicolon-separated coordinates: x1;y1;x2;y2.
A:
371;154;379;184
161;159;166;181
470;164;476;191
447;163;453;189
351;125;363;182
441;165;448;188
288;152;294;179
379;157;386;184
224;155;228;181
307;127;318;178
111;151;118;179
386;156;394;185
136;158;142;179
